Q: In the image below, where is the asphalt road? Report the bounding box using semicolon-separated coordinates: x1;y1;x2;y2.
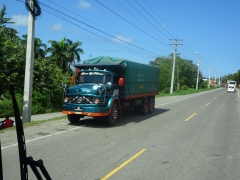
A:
1;88;240;180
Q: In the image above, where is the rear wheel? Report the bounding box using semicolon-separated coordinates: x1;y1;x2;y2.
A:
67;114;82;123
106;102;118;126
140;98;148;115
148;97;154;113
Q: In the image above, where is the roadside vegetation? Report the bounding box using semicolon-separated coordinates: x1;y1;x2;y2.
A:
156;87;218;97
0;5;239;118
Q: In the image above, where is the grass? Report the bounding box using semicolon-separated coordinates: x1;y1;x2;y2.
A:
156;87;218;97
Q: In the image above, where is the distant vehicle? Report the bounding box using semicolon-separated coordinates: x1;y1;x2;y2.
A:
227;84;235;93
228;81;236;92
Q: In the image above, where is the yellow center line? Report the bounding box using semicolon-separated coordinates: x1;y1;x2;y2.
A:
185;113;196;122
101;149;147;180
205;102;210;106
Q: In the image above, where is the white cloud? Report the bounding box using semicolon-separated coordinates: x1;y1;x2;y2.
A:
78;0;91;9
112;35;133;44
11;15;28;26
50;23;65;31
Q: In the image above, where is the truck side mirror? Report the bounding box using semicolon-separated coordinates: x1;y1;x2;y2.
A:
119;78;124;86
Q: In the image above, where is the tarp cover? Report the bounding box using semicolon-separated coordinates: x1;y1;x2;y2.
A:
82;56;125;64
77;56;160;98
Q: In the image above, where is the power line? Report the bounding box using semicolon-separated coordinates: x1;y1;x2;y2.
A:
115;0;171;53
95;0;170;47
38;1;162;57
124;0;169;42
40;6;161;59
142;0;179;38
134;0;170;40
48;0;170;54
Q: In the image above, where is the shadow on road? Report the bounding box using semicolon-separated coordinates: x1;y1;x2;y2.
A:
68;108;170;128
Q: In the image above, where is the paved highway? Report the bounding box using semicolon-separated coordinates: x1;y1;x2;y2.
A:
1;88;240;180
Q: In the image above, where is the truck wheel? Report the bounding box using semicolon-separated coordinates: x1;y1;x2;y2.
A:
106;102;118;126
148;97;154;113
67;114;81;123
141;98;148;115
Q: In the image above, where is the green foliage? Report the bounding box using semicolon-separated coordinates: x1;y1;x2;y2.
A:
161;87;170;94
181;85;188;90
0;93;23;117
0;5;84;117
200;81;208;89
47;37;84;73
222;70;240;86
150;54;203;92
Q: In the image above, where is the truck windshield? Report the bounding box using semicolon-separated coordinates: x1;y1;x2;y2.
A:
229;81;236;85
78;72;111;84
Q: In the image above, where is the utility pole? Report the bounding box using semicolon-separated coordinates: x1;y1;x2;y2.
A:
22;0;41;123
196;58;200;89
215;71;217;86
170;39;182;94
208;66;212;89
177;66;179;90
219;73;221;86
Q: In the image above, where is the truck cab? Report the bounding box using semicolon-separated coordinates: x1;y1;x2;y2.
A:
62;68;121;125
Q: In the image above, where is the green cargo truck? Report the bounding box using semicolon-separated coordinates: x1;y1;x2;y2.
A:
62;56;160;126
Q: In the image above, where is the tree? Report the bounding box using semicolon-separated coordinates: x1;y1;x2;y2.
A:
22;35;48;59
0;5;14;26
150;54;202;92
0;4;85;117
47;37;84;73
0;5;25;94
65;38;83;66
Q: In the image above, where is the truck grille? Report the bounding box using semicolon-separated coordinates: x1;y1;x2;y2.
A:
67;96;93;104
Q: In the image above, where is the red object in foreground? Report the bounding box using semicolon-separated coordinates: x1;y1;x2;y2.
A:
4;118;14;128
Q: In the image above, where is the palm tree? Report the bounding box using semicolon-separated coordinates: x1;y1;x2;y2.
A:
66;39;83;63
47;37;68;72
0;5;14;26
34;38;47;59
65;39;84;72
47;37;84;73
20;35;48;59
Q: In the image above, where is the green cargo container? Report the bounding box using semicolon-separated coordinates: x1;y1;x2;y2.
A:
77;56;160;99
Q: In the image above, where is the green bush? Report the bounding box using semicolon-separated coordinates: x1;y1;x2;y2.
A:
181;85;188;90
0;93;23;118
162;87;170;93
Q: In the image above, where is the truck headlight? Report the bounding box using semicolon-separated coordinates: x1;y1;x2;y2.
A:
64;97;69;102
93;98;100;104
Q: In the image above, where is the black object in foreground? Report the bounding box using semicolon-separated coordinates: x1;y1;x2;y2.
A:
0;141;3;180
10;85;52;180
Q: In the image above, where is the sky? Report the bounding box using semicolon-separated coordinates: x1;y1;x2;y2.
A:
1;0;240;78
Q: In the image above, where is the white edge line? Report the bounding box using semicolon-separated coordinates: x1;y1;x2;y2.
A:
1;127;81;150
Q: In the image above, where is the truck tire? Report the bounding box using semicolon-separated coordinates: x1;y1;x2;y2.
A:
106;102;118;126
148;97;154;113
140;98;148;115
67;114;81;123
